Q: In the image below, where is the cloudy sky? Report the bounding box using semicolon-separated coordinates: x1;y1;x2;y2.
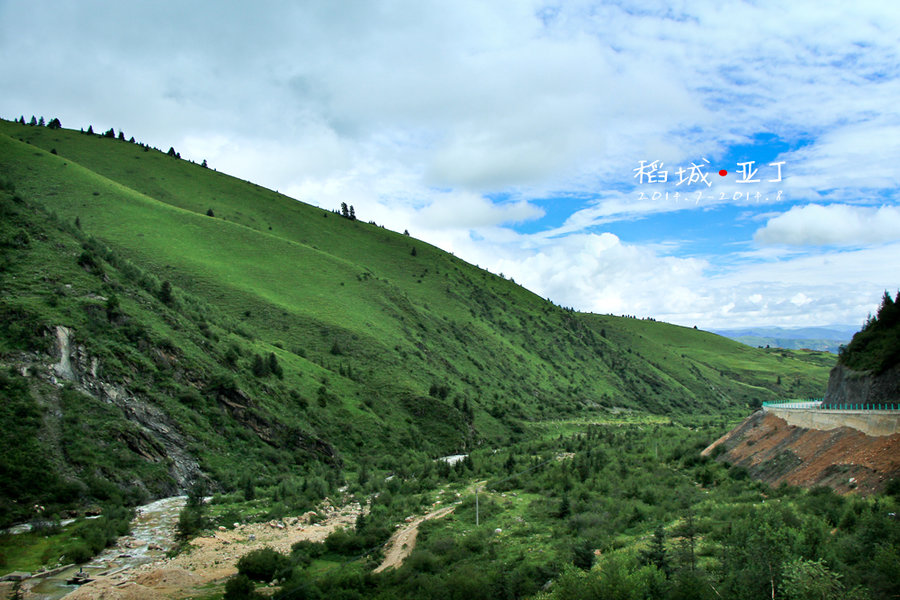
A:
2;0;898;330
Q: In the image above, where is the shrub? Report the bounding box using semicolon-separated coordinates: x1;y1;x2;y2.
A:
236;547;291;582
291;539;325;566
324;527;366;555
224;574;260;599
176;504;205;540
64;542;93;564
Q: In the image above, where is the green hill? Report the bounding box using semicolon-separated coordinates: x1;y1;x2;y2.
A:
838;291;900;374
0;118;833;525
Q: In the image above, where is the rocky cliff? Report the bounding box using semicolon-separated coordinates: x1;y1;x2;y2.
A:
823;362;900;408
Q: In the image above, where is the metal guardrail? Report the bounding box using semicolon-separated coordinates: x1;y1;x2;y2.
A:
762;398;900;412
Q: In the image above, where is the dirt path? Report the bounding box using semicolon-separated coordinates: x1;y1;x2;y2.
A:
59;499;364;599
373;504;457;573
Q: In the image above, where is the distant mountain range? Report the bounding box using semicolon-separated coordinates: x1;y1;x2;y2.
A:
711;326;859;353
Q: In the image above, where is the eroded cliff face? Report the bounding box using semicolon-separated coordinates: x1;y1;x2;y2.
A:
703;410;900;495
824;363;900;408
33;325;203;494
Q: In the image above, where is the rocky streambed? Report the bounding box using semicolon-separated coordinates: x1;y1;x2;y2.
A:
20;495;186;600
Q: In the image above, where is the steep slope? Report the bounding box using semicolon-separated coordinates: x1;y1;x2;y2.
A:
824;292;900;408
0;118;833;524
703;410;900;495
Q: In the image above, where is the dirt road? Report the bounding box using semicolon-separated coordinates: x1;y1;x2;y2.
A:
373;504;457;573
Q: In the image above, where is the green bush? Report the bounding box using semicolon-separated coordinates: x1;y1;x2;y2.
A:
291;539;326;567
236;547;291;582
224;573;260;599
324;527;367;556
64;542;93;564
176;504;205;540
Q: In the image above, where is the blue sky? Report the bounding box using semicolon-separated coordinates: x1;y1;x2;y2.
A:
2;0;898;329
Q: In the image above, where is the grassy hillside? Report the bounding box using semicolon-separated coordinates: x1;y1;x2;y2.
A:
0;117;833;525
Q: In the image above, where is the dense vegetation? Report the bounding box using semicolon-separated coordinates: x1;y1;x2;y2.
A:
220;420;900;600
839;291;900;374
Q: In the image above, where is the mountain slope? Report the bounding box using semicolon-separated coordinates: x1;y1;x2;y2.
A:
0;118;833;524
823;291;900;408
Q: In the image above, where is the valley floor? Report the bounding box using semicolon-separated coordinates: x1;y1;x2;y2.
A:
55;498;363;600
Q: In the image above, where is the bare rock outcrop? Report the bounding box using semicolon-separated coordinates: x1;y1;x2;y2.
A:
823;362;900;408
46;324;203;492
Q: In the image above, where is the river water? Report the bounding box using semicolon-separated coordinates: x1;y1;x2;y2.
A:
25;495;186;600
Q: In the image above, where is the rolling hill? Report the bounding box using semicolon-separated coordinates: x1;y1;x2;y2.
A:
0;117;834;525
711;326;856;353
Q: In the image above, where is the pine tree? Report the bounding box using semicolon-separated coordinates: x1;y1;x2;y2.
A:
267;352;283;379
349;205;356;220
504;453;516;474
105;294;121;321
340;202;349;218
37;116;45;127
673;512;697;573
159;280;174;305
252;354;269;378
86;125;94;135
640;524;670;576
572;539;594;570
242;475;256;501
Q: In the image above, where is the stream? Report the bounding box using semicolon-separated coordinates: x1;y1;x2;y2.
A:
24;495;186;600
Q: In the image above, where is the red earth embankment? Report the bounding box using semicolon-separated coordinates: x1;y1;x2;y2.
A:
703;410;900;495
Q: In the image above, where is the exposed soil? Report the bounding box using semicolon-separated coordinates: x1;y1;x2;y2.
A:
58;499;364;599
703;410;900;495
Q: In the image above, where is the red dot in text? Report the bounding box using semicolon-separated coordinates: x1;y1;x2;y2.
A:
718;169;727;176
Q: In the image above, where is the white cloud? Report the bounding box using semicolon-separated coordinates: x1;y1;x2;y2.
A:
791;293;812;307
2;0;899;329
415;194;544;229
755;204;900;246
432;230;713;319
